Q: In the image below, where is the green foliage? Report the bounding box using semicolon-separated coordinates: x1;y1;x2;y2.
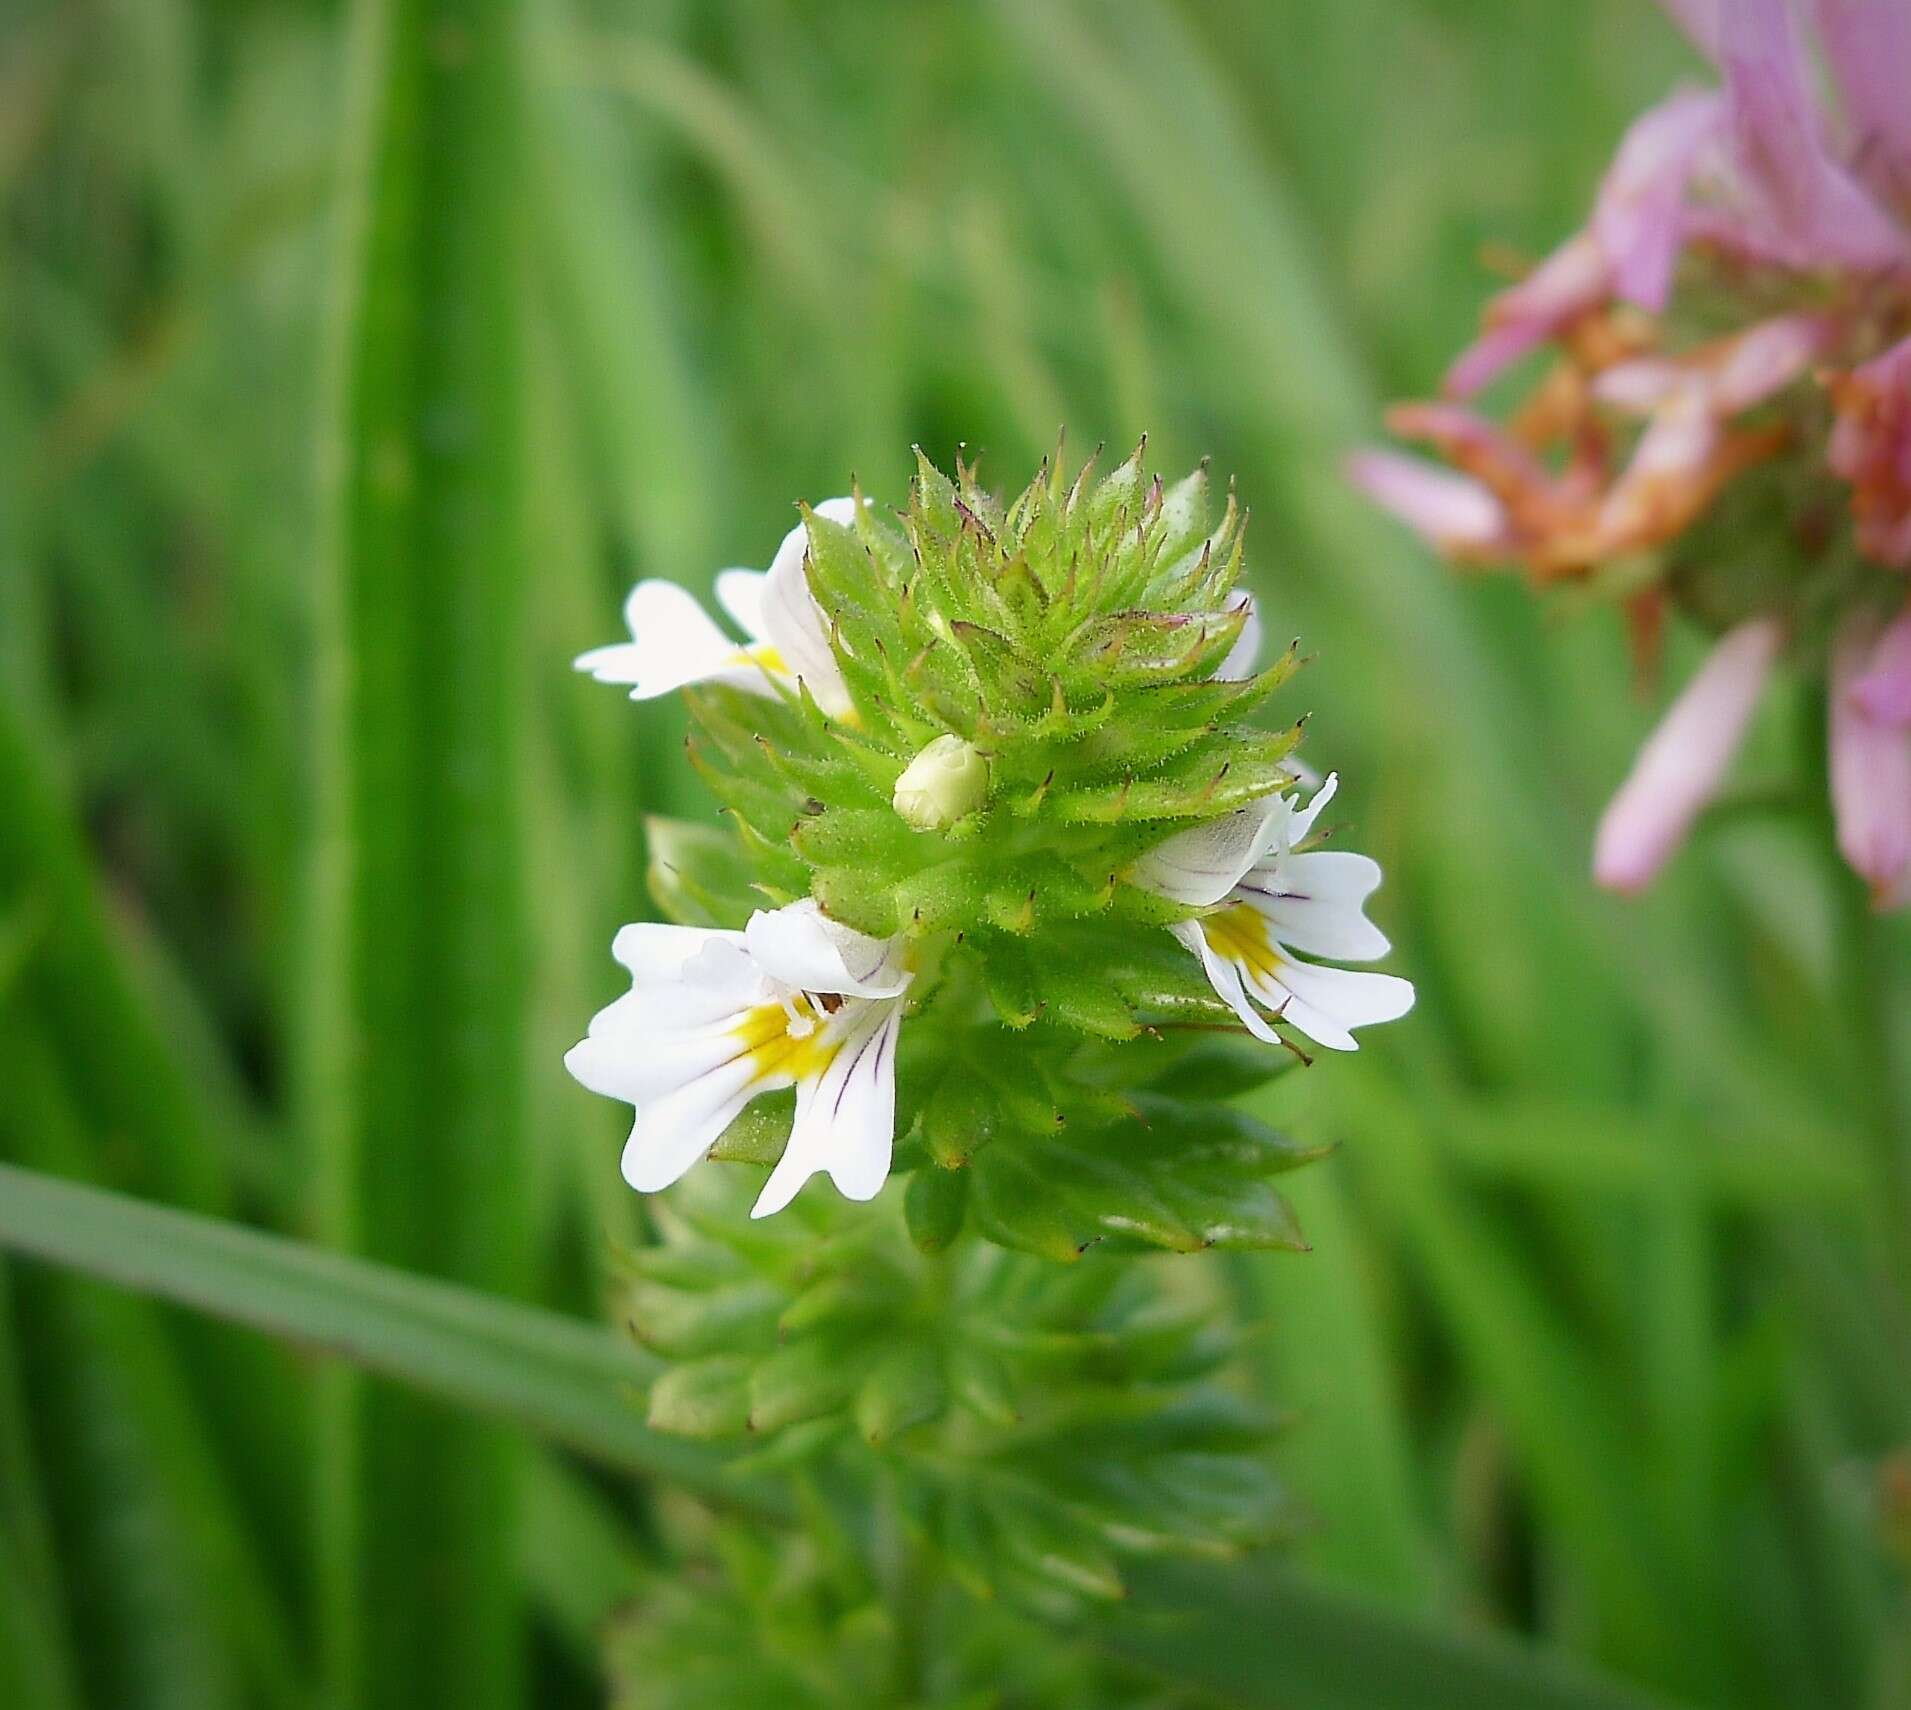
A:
0;1165;1694;1710
620;1171;1290;1612
0;1169;1704;1710
964;1094;1321;1260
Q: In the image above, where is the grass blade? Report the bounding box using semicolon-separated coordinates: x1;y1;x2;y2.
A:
0;1163;741;1503
1093;1557;1691;1710
306;0;534;1701
0;1030;305;1710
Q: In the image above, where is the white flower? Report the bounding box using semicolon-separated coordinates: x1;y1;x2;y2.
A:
565;898;911;1218
573;495;870;718
1131;774;1414;1051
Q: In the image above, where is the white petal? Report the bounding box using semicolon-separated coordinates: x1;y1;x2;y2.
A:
757;498;864;718
565;1002;747;1107
1216;593;1262;680
810;495;864;529
575;580;780;701
565;931;769;1108
1240;850;1392;961
1240;955;1415;1053
751;998;902;1217
1284;772;1340;846
1130;798;1285;907
1168;920;1283;1045
675;934;775;1004
609;922;745;984
743;899;910;998
620;1052;769;1193
712;569;769;641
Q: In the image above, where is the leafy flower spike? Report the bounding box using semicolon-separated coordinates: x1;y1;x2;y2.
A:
562;447;1412;1680
570;443;1413;1235
573;495;870;716
565;899;909;1218
1133;774;1413;1051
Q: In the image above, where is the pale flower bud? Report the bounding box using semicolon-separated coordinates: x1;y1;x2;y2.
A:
892;735;989;830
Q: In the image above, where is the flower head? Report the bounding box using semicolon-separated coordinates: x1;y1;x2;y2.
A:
566;899;909;1217
1444;87;1723;400
573;444;1412;1229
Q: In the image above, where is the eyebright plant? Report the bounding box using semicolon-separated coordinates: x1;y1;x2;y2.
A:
562;445;1409;1660
1350;0;1911;905
568;442;1412;1227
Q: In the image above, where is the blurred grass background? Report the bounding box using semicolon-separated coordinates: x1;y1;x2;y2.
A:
3;0;1909;1706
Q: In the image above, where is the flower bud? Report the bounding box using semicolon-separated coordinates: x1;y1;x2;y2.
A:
892;735;989;830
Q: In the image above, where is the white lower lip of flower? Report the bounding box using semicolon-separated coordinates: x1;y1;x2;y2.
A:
564;904;910;1216
575;495;875;715
573;578;790;701
751;996;903;1218
1172;902;1412;1053
1232;851;1391;962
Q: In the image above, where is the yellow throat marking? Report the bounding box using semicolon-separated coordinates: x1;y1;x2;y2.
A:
1201;903;1286;986
732;994;838;1083
727;643;788;674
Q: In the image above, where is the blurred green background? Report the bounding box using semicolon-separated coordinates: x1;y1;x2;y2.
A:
4;0;1909;1706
